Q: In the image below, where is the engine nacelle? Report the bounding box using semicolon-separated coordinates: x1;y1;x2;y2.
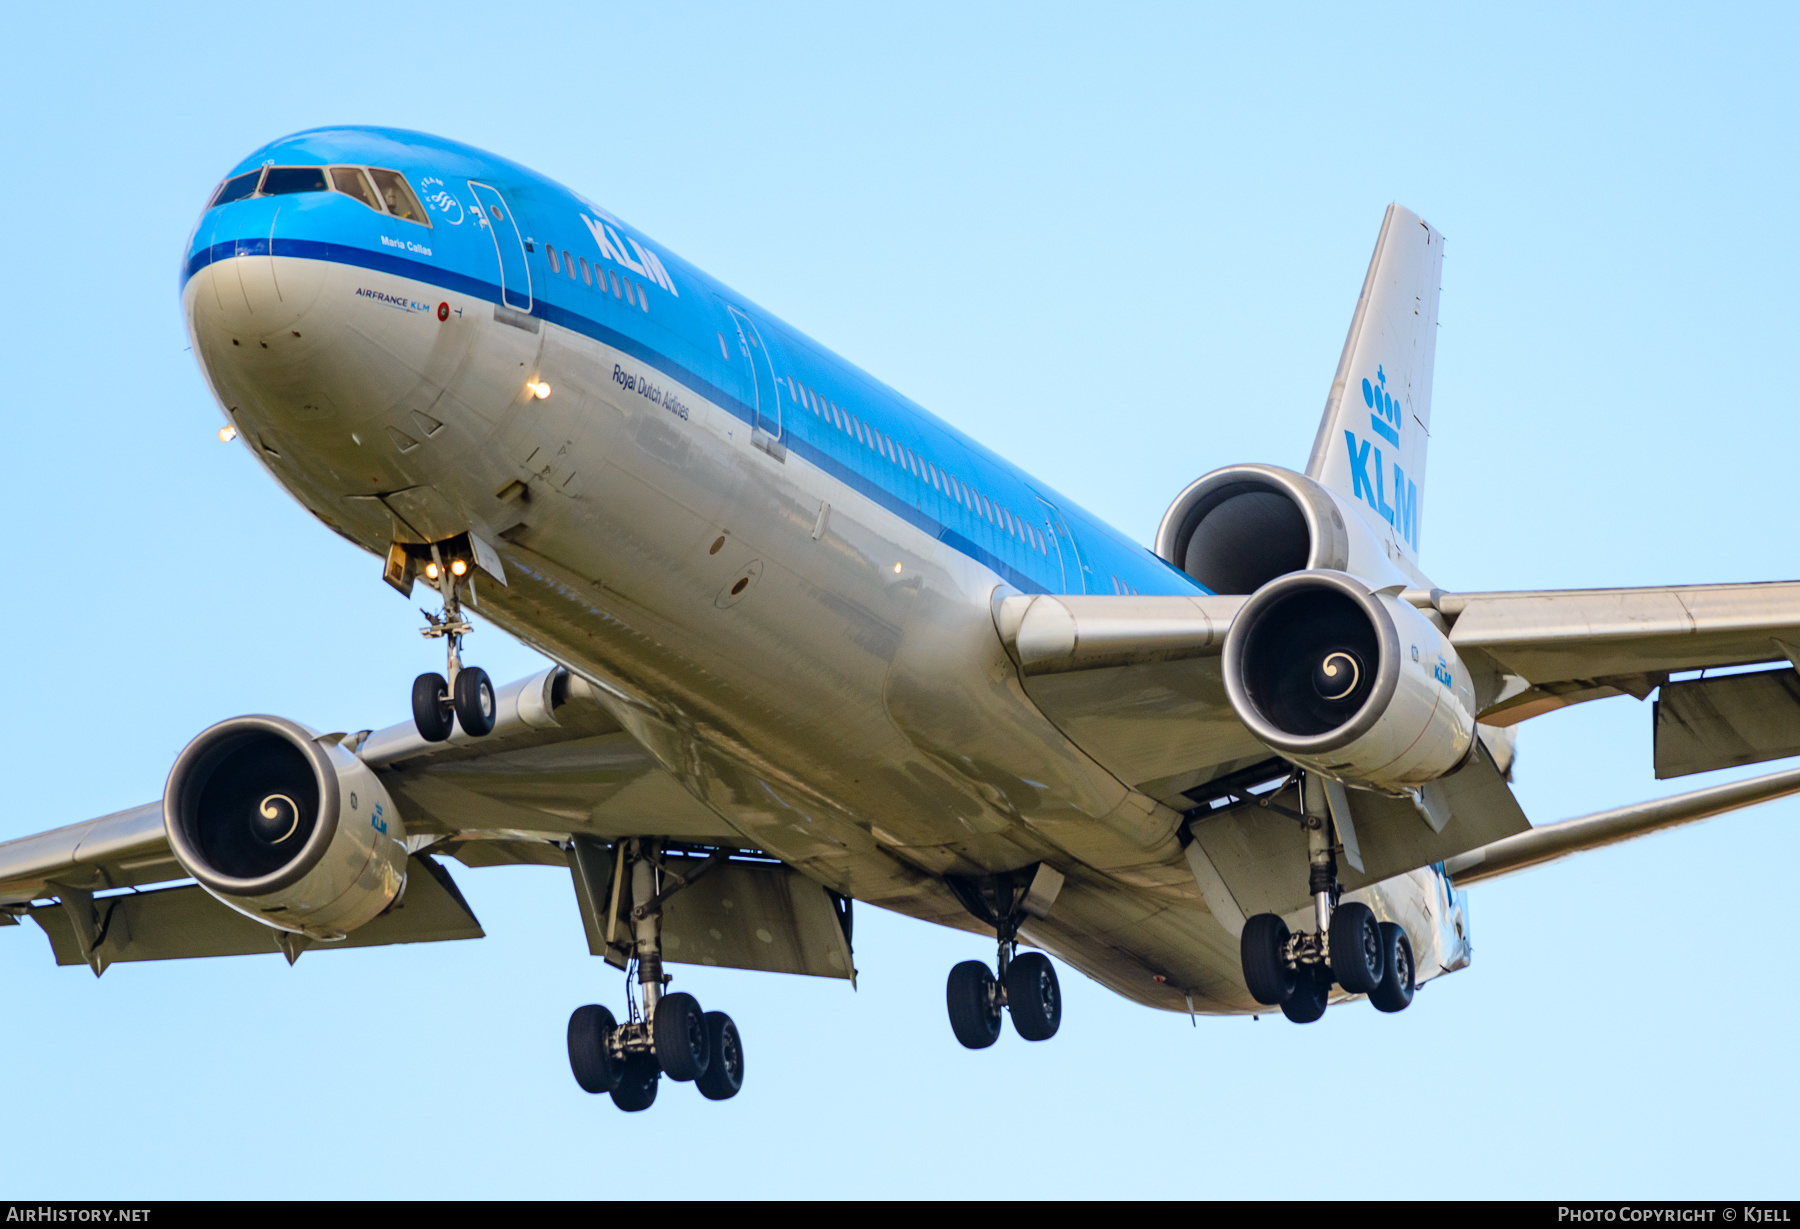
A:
1156;464;1412;594
1222;570;1478;789
163;715;407;939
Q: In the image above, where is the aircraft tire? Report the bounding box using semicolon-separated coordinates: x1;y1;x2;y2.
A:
1280;966;1331;1024
1005;951;1062;1041
567;1004;621;1094
411;672;453;742
1329;901;1385;995
1369;922;1416;1013
653;991;711;1082
696;1011;745;1101
610;1055;660;1112
946;960;1002;1049
453;665;497;736
1240;913;1296;1005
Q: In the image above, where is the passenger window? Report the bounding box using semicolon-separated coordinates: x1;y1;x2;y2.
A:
610;270;622;298
580;257;593;286
564;250;577;279
547;246;561;274
638;283;649;312
330;167;381;210
261;166;328;196
367;169;429;225
211;170;263;207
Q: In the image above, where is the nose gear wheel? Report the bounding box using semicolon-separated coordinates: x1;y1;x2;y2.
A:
412;542;494;741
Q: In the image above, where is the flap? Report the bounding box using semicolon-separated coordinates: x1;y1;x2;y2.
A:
26;854;481;971
1186;742;1529;919
1653;666;1800;779
659;857;855;981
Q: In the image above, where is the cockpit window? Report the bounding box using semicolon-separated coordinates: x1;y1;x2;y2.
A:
211;170;262;207
261;166;329;196
367;169;429;226
329;166;381;211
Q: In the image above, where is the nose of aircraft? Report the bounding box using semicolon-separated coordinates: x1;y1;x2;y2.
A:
185;238;327;346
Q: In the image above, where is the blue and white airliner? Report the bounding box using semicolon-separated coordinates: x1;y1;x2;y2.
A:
6;126;1800;1111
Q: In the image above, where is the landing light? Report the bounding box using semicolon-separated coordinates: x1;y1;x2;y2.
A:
893;563;903;574
528;380;552;399
218;425;238;442
450;559;468;576
425;562;441;580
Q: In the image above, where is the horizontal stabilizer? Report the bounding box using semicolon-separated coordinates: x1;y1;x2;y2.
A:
1444;761;1800;885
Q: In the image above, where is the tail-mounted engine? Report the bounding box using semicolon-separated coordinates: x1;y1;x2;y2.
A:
1222;570;1477;789
1156;463;1406;595
163;716;407;939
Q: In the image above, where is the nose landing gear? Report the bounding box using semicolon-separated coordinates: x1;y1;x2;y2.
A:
411;543;494;742
565;840;745;1111
1238;774;1417;1023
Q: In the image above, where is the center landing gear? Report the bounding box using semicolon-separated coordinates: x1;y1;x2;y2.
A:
942;869;1063;1049
565;841;745;1111
1239;774;1417;1024
411;543;495;742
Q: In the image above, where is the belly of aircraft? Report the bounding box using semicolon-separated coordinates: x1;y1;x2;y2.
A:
184;251;1443;1016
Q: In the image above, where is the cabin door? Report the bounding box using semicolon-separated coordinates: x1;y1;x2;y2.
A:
726;306;782;441
1035;497;1089;594
467;182;533;312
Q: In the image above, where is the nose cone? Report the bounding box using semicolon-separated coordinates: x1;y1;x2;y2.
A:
184;240;327;348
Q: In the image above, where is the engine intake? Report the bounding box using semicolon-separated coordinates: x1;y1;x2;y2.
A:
1222;570;1477;789
164;715;407;939
1157;464;1413;596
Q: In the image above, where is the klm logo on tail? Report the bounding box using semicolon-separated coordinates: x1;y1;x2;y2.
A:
1364;366;1402;446
1343;365;1418;550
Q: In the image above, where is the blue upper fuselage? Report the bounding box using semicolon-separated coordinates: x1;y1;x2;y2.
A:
183;126;1205;598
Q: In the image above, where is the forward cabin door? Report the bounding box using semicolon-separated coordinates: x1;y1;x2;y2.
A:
1035;496;1089;594
468;182;532;312
725;305;782;442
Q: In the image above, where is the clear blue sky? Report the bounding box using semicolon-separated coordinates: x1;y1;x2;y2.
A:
2;2;1795;1199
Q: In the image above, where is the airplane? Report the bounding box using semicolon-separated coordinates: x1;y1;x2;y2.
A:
6;125;1800;1112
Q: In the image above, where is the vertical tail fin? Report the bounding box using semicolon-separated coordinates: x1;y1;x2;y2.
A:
1306;205;1443;565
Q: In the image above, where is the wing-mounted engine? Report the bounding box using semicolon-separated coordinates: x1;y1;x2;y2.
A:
163;716;407;939
1222;569;1477;789
1155;463;1415;595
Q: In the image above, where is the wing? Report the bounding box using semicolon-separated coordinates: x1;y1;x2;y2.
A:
1436;581;1800;777
0;667;851;982
995;580;1800;916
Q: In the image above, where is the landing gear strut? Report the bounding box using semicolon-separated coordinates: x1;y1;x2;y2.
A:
942;868;1063;1049
1238;773;1416;1023
566;840;745;1110
412;543;494;742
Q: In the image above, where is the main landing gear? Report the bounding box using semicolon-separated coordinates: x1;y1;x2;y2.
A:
411;543;495;743
566;841;745;1111
943;870;1063;1049
1239;775;1416;1023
